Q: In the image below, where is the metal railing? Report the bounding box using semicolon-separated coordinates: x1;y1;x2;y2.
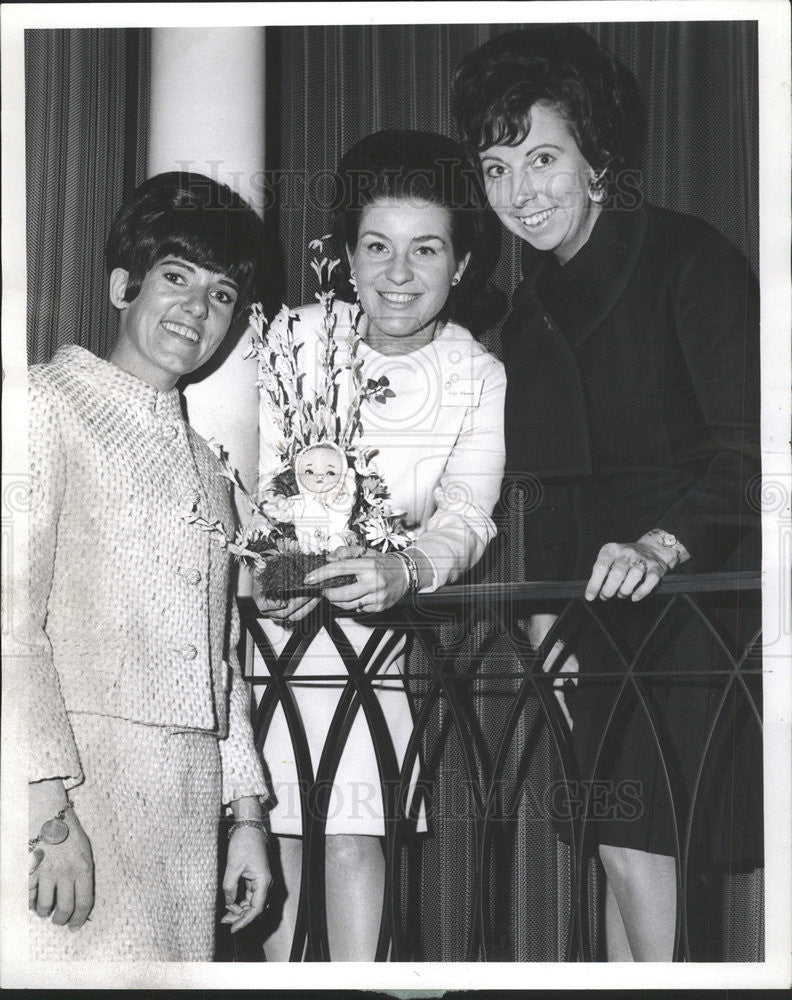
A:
235;570;763;962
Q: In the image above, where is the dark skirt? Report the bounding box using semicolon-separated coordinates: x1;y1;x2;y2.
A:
558;548;763;869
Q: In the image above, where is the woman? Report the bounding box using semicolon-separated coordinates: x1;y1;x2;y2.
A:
453;27;761;961
27;173;275;960
252;130;506;960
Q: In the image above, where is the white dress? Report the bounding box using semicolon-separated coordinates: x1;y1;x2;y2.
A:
252;302;506;836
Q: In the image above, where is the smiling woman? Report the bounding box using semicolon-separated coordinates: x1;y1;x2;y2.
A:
454;25;762;962
478;102;605;264
250;130;507;962
108;257;240;391
26;172;277;961
349;199;469;355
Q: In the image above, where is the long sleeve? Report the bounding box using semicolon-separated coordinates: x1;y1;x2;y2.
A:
27;375;83;785
217;598;270;805
414;357;507;589
657;233;761;566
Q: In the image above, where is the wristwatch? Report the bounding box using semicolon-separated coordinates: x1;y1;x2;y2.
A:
648;529;678;549
646;528;682;565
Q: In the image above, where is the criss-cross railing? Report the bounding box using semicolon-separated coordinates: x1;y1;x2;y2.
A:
233;570;763;962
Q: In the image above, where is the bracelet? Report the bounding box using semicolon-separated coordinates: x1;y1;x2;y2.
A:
393;551;411;592
393;550;419;593
29;798;74;850
227;819;268;841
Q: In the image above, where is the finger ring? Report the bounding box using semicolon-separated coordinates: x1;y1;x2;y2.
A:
357;603;366;614
630;558;648;573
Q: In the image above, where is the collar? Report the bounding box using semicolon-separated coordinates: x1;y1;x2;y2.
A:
53;344;184;421
520;203;650;347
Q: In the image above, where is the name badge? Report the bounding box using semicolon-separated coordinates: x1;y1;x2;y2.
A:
441;377;484;407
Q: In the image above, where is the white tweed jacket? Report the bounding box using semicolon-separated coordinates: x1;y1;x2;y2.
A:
27;346;267;804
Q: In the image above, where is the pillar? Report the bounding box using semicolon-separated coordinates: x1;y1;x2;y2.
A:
148;28;267;553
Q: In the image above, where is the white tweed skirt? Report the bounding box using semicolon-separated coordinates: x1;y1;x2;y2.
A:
252;618;426;837
29;713;222;962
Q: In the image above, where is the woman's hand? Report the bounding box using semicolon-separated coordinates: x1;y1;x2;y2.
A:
529;614;578;729
585;532;689;602
303;547;409;614
220;825;272;933
254;592;320;623
28;786;94;929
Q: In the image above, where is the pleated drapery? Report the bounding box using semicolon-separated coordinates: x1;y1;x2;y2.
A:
25;29;149;364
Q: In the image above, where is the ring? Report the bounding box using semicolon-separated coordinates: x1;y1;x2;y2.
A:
630;558;648;573
357;603;366;614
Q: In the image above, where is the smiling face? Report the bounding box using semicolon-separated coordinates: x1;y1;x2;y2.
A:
295;444;346;496
479;101;602;265
348;198;469;356
108;257;239;390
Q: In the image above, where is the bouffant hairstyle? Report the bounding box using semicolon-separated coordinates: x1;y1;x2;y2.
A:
105;172;281;326
330;130;504;336
452;26;643;184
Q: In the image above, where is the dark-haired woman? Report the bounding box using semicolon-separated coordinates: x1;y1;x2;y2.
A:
252;130;506;960
27;173;274;960
454;27;761;961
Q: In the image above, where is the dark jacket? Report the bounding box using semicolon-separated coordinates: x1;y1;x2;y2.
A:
500;203;760;581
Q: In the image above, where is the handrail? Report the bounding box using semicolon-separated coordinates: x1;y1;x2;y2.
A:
236;570;763;962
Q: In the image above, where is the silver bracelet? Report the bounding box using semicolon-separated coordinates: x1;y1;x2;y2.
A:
394;550;419;593
393;551;411;592
228;818;268;841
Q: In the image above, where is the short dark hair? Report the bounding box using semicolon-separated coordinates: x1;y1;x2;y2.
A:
105;172;281;325
453;26;642;182
330;130;504;336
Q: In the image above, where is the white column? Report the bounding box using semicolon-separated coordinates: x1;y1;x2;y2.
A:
148;28;267;553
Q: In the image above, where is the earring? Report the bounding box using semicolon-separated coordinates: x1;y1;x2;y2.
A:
349;269;358;293
451;276;460;286
587;172;607;204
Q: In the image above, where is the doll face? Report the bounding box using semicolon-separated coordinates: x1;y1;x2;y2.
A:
295;445;345;495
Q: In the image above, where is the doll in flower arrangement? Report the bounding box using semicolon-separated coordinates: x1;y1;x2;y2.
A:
186;243;413;602
254;442;361;599
282;442;358;554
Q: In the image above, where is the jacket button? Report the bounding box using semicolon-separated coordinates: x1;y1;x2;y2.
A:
181;644;198;661
184;569;202;586
161;423;179;442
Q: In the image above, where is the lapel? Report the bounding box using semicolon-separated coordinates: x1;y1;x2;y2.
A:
500;266;593;478
526;204;649;349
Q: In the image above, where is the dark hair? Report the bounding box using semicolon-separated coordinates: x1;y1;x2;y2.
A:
452;26;643;187
330;130;504;336
105;171;281;327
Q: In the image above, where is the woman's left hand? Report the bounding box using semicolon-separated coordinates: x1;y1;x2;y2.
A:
303;546;409;614
221;825;272;933
585;537;680;603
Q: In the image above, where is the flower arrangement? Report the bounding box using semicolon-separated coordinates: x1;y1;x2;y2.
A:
185;238;414;599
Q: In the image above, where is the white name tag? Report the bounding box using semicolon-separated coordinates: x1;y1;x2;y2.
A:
441;377;484;407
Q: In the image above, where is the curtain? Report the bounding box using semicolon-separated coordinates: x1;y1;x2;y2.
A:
25;28;150;364
269;20;761;962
